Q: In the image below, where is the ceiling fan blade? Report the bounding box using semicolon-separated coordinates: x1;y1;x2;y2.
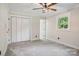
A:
32;8;43;10
48;3;57;7
50;8;56;11
39;3;44;7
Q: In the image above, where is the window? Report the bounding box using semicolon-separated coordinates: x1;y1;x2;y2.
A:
58;16;68;29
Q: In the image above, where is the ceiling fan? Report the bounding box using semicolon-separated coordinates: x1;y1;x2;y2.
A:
32;3;57;13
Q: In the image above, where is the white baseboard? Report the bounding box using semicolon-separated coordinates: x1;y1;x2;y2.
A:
49;39;79;50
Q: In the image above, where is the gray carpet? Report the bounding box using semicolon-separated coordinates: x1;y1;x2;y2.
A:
5;40;79;56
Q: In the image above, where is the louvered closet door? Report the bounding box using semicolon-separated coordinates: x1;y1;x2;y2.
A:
17;17;22;42
11;16;31;43
21;18;30;41
11;16;17;43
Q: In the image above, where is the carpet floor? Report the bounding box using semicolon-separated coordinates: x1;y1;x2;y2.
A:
5;40;79;56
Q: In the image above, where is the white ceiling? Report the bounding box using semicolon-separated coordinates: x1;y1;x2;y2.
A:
8;3;79;18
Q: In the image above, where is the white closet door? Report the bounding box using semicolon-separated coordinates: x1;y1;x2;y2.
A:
11;16;17;43
17;17;22;42
11;16;31;43
22;18;30;41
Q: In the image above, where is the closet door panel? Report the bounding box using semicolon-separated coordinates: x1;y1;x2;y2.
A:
11;16;31;43
22;18;30;41
17;17;22;42
11;17;17;43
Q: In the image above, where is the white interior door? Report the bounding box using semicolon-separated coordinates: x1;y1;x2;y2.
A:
17;17;22;42
40;19;48;40
11;16;17;43
21;18;30;41
11;16;31;43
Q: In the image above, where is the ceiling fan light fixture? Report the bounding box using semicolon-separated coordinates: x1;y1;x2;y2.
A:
33;3;57;13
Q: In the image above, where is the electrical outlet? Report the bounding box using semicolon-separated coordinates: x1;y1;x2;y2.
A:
57;37;60;40
35;35;37;38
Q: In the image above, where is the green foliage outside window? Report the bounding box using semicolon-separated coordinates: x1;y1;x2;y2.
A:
58;16;68;29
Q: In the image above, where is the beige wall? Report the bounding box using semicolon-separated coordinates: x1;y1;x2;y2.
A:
31;18;40;40
0;4;8;55
48;7;79;49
